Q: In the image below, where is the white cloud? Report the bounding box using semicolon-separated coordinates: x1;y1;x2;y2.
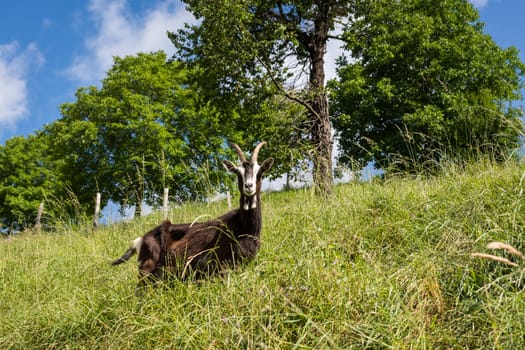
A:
65;0;195;84
470;0;489;8
42;18;53;30
0;42;44;127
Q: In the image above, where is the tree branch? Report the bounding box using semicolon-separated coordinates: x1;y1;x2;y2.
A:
256;56;321;121
327;34;349;43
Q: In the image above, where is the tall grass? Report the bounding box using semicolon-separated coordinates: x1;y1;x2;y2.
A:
1;160;524;349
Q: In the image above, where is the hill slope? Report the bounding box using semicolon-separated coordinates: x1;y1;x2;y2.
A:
1;161;524;349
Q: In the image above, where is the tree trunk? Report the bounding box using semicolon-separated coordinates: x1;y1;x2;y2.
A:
308;9;333;195
134;184;143;218
134;197;142;218
134;156;144;218
310;89;333;195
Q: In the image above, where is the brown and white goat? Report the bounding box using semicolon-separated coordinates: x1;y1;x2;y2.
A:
111;142;273;286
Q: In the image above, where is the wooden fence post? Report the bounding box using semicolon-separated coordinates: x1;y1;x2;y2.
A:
162;187;169;219
93;192;101;228
34;202;44;233
226;191;232;210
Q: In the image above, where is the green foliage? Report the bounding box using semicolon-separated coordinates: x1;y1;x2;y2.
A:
171;1;355;194
231;95;312;182
44;52;231;217
1;160;525;348
0;133;66;232
171;0;314;177
330;0;525;171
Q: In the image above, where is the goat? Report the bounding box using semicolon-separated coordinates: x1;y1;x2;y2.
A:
111;141;274;287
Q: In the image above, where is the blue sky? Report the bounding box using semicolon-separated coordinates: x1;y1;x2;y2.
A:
0;0;524;145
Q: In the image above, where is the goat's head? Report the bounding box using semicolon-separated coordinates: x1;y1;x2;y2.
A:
223;141;274;210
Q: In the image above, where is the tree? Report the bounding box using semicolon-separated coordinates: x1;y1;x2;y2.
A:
0;134;65;232
45;52;230;217
330;0;524;171
171;0;354;195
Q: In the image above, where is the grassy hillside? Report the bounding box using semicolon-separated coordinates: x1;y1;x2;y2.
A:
1;161;524;349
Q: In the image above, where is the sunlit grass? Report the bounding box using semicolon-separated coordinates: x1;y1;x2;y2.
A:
1;160;524;349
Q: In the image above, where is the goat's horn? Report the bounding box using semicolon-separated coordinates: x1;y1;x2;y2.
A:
251;141;267;163
229;143;246;162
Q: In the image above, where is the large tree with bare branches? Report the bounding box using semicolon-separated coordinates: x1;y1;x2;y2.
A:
170;1;352;195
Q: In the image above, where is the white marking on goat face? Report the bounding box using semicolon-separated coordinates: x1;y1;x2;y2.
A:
223;158;265;211
240;162;259;197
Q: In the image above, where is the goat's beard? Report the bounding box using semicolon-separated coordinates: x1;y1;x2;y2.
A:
243;196;257;210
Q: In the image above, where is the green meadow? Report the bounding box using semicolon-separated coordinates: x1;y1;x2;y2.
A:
1;160;524;349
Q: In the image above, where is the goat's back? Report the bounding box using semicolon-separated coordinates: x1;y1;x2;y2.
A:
166;211;260;276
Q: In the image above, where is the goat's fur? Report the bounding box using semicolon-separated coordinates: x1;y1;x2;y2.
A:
112;142;273;287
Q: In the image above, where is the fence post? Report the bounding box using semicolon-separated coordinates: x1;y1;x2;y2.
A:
226;191;232;210
34;202;44;233
93;192;101;228
162;187;169;219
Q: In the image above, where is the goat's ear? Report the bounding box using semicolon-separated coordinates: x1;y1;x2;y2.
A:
259;157;274;174
222;160;239;174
